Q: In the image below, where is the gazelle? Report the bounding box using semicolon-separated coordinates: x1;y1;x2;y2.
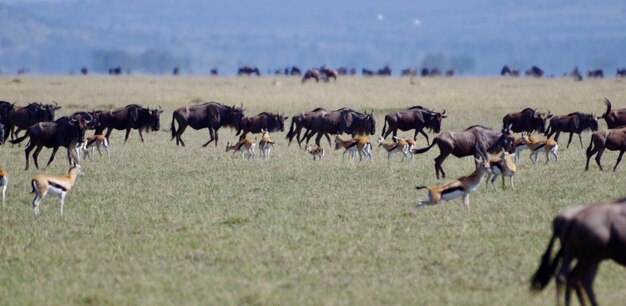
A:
403;137;416;161
0;168;7;205
415;159;490;214
258;129;274;160
377;135;409;161
225;138;256;160
79;134;110;160
521;136;559;164
486;150;517;190
31;165;83;215
305;144;325;160
511;135;538;162
334;135;372;161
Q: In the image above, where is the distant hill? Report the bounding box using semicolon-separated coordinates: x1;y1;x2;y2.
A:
1;0;625;75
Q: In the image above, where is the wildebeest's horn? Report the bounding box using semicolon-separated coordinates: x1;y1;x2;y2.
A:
158;105;162;110
53;101;58;106
442;109;446;115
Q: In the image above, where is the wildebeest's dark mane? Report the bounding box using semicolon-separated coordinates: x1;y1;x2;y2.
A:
520;107;535;113
464;124;492;131
311;107;326;112
566;112;592;117
257;111;279;117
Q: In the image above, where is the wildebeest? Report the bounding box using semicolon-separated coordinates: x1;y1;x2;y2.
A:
0;101;15;141
320;65;338;81
302;108;376;146
302;69;321;83
8;102;61;140
362;68;375;76
236;112;288;138
500;65;520;77
570;67;583;81
10;114;92;170
80;67;88;75
377;65;392;76
289;66;301;76
545;112;598;148
401;68;417;76
94;104;163;143
617;68;626;77
445;69;454;77
502;108;553;135
285;107;327;146
108;67;122;75
599;98;626;129
525;66;544;78
237;66;260;76
584;126;626;172
210;68;219;76
170;102;245;147
586;69;604;78
530;198;626;306
412;125;515;179
380;106;447;145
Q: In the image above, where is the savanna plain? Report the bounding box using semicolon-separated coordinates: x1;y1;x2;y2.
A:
0;75;624;305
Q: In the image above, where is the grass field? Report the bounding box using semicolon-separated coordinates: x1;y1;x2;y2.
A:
0;75;624;305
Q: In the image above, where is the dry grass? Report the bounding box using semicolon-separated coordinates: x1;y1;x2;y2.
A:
0;75;624;305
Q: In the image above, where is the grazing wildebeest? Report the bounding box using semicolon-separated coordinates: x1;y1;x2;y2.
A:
237;66;260;76
377;65;392;76
545;112;599;148
11;114;92;170
421;68;430;77
584;126;626;172
94;104;163;143
503;108;553;135
617;68;626;77
530;198;626;306
285;107;326;146
210;68;219;76
401;68;417;76
500;65;520;77
586;69;604;78
599;98;626;129
303;108;376;146
570;67;583;81
380;106;447;144
526;66;544;77
289;66;301;76
320;65;338;81
108;67;122;75
236;112;288;138
8;102;61;140
170;102;245;147
412;125;515;179
362;68;375;76
80;67;88;75
302;69;321;83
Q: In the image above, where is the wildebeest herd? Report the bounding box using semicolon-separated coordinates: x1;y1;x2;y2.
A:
0;94;625;305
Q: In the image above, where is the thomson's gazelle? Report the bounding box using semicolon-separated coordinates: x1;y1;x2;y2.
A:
259;129;274;160
415;159;490;214
31;165;83;215
226;138;256;160
0;168;7;205
377;135;409;161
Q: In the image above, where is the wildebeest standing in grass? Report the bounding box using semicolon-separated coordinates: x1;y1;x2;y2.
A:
412;125;515;179
286;107;327;146
236;112;288;139
11;114;91;170
237;66;260;76
320;65;338;82
380;106;447;145
170;102;245;147
502;108;552;135
0;101;15;142
599;98;626;129
302;69;321;83
544;112;599;148
500;65;520;77
525;66;544;77
530;198;626;306
8;102;61;140
303;108;376;146
95;104;163;143
584;126;626;172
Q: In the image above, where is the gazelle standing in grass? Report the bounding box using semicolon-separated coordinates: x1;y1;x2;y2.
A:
79;134;110;160
403;137;416;161
0;168;7;205
334;135;372;161
258;129;274;160
486;150;517;190
415;158;490;214
225;138;256;160
31;165;83;215
305;144;325;160
521;136;559;164
377;135;409;161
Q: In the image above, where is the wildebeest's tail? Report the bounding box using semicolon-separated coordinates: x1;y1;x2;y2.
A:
10;130;29;145
170;113;177;140
544;122;552;137
412;140;436;155
286;117;296;140
381;119;388;137
601;98;612;119
530;229;560;291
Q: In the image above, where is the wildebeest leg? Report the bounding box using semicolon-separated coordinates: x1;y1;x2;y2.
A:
314;132;324;147
613;150;624;172
324;133;332;146
202;128;215;147
45;146;60;168
175;122;187;146
553;131;560;142
24;143;35;170
594;147;605;171
578;134;583;149
32;145;45;170
434;152;450;179
580;262;599;306
585;140;598;171
418;129;430;145
566;133;574;149
137;129;145;142
123;128;132;144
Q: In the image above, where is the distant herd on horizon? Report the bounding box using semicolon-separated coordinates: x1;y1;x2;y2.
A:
6;64;626;81
0;94;625;306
